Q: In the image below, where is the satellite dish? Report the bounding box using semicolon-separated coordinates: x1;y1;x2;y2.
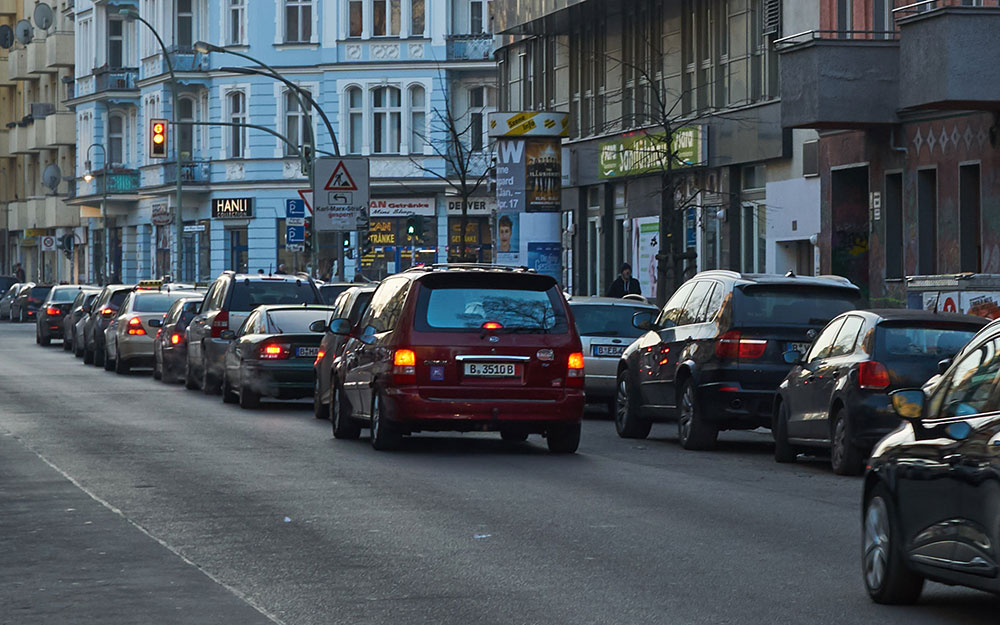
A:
42;164;62;193
33;3;54;31
14;19;32;45
0;25;13;50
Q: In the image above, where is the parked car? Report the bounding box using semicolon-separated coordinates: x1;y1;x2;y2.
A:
12;284;52;323
0;276;17;294
329;265;585;452
153;297;205;383
105;286;202;374
220;305;336;409
773;309;987;474
64;290;101;352
82;284;131;366
862;320;1000;604
567;296;659;413
36;285;100;346
313;285;378;419
615;271;863;450
0;283;26;320
185;272;323;394
319;282;355;305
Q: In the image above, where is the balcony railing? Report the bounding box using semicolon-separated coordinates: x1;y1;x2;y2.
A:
445;34;495;61
894;0;1000;18
94;170;140;195
774;29;899;50
163;160;210;185
94;67;139;91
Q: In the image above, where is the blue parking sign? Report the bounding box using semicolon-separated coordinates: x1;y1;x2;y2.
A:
287;225;305;243
286;199;305;219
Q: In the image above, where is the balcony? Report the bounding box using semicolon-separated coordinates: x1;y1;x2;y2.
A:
8;48;28;81
26;40;52;75
42;196;80;227
896;1;1000;110
140;48;207;80
0;129;8;159
446;34;495;61
93;169;140;195
29;118;46;151
776;30;900;129
163;161;210;186
44;111;74;147
7;201;27;232
45;32;74;69
0;0;14;15
9;124;31;154
95;67;139;92
0;56;8;84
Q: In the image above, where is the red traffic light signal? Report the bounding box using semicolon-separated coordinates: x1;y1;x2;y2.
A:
149;118;168;159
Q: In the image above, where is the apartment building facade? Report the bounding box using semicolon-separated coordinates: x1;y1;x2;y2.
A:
69;0;495;284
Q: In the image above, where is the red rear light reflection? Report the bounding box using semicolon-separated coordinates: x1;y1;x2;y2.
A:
567;352;585;388
482;321;503;330
170;333;183;345
392;348;417;384
858;361;890;390
127;317;146;336
210;311;229;338
715;331;767;360
45;306;60;316
260;343;290;359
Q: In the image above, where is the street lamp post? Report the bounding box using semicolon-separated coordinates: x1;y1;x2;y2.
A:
120;9;184;283
83;144;109;285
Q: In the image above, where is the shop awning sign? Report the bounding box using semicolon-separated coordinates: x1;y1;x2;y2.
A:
599;126;707;179
313;157;369;232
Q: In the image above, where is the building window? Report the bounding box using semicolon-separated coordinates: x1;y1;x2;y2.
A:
470;0;486;34
373;0;401;37
884;173;903;280
285;0;313;43
229;0;247;45
349;0;363;37
409;86;425;154
108;19;124;67
176;0;193;48
917;168;938;275
372;86;401;154
178;97;195;159
837;0;852;36
284;89;311;156
468;86;494;152
228;91;247;158
412;0;425;35
960;164;982;273
347;87;363;154
108;113;125;166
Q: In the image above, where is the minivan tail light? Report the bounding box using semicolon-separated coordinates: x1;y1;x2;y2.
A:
858;361;890;390
127;317;146;336
392;348;417;384
567;352;585;388
210;311;229;338
715;331;768;360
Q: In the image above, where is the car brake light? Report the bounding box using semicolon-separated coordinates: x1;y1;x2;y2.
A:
127;317;146;336
170;333;183;345
567;351;585;388
314;350;325;366
45;306;60;316
858;361;890;390
392;348;417;384
482;321;503;330
260;343;290;360
210;311;229;338
715;331;767;360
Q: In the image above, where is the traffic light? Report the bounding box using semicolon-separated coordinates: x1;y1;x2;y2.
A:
406;215;425;240
149;118;168;159
303;216;312;251
341;232;352;258
360;230;372;257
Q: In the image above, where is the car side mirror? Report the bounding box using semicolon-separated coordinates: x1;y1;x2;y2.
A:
890;389;925;422
782;349;803;365
82;304;91;313
148;318;162;328
937;358;953;375
219;329;236;341
358;325;377;345
309;319;328;333
632;311;655;332
327;318;352;335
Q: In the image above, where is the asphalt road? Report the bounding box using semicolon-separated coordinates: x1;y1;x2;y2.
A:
1;322;997;624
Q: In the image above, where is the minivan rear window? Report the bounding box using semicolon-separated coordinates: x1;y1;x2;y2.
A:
415;282;568;333
229;280;320;312
735;286;860;326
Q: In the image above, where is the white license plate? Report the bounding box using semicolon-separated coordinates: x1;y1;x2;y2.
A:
463;362;520;378
593;344;625;358
296;346;319;358
787;342;811;355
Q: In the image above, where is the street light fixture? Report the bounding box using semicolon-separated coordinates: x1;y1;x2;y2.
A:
84;144;110;284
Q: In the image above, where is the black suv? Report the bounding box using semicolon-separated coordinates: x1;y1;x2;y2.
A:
83;284;132;366
185;272;323;394
616;271;862;450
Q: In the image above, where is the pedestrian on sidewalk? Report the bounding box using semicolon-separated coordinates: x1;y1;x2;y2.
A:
14;263;24;283
606;263;641;298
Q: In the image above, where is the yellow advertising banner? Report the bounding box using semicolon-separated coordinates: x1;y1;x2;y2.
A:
488;112;569;138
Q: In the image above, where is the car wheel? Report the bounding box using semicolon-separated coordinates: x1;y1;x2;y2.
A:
184;354;201;390
331;383;361;440
773;400;798;464
547;423;581;453
104;350;115;371
152;353;162;380
94;344;105;367
831;407;865;476
35;328;41;345
369;392;402;451
202;356;221;395
62;334;72;351
161;357;177;384
18;308;24;323
863;483;924;604
614;370;651;439
677;379;717;451
501;431;529;443
222;370;238;404
83;346;94;364
313;375;328;420
238;372;260;410
115;354;129;375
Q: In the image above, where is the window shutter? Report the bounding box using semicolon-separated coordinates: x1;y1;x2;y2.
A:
763;0;781;36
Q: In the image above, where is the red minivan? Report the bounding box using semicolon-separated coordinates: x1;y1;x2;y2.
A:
329;266;585;452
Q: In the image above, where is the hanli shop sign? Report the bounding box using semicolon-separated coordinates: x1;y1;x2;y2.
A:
599;126;707;179
212;197;254;219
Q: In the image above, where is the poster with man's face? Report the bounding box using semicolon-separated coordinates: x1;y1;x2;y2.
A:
496;212;519;261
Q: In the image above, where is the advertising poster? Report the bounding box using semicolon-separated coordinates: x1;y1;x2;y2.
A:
633;217;660;301
527;242;561;282
496;138;562;213
937;291;960;314
496;212;520;265
961;292;1000;319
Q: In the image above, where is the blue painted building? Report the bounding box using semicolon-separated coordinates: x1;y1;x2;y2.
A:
69;0;496;283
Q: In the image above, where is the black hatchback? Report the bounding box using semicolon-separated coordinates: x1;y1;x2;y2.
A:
862;319;1000;603
616;271;862;450
774;309;986;474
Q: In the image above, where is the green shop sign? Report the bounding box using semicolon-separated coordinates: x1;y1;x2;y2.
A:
599;126;706;179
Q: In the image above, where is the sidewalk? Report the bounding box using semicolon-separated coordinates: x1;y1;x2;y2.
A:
0;432;278;625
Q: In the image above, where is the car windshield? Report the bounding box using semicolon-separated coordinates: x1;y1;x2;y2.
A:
571;304;652;338
49;288;81;303
263;309;330;334
417;283;568;333
134;293;195;313
28;287;51;301
735;286;860;326
876;324;979;358
229;281;319;312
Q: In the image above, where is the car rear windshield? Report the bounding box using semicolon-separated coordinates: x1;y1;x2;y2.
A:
49;288;81;303
229;280;319;312
734;286;860;326
320;284;350;304
876;324;979;359
134;293;194;313
263;309;330;334
109;290;130;309
29;286;52;300
571;304;651;338
415;275;568;334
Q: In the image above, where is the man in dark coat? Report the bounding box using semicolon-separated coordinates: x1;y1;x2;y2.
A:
606;263;642;298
